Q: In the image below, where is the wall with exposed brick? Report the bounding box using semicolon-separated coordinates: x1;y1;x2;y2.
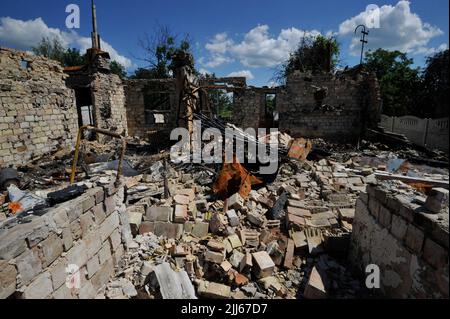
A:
124;79;177;140
0;47;78;168
349;184;449;298
0;183;132;299
233;89;265;129
277;70;381;140
91;73;127;135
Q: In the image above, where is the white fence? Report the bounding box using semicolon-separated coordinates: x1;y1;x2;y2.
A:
379;115;449;153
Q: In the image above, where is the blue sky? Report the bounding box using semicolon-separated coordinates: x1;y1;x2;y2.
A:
0;0;448;86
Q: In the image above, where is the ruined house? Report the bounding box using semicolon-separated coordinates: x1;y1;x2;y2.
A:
1;2;447;302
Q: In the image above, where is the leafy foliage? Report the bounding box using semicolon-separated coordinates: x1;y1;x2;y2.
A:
32;38;86;67
33;37;127;78
364;48;449;118
109;60;127;78
422;49;449;117
209;89;233;120
276;35;340;82
133;24;193;79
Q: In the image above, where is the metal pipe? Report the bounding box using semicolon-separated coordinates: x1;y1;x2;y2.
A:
70;126;86;184
70;125;127;186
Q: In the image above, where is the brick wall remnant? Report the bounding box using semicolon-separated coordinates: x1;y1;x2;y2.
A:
124;79;177;140
349;182;449;298
91;72;127;135
0;47;78;168
0;183;131;299
276;68;382;140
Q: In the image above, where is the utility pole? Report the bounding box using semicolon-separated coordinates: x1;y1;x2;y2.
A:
91;0;101;49
355;24;369;65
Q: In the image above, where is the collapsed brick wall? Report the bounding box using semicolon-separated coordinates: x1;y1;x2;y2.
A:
124;79;177;139
349;184;449;298
91;73;127;135
233;89;266;129
0;48;78;168
0;184;132;299
277;71;381;140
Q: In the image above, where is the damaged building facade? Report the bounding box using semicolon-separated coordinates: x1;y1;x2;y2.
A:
1;3;448;301
0;48;79;168
0;44;383;168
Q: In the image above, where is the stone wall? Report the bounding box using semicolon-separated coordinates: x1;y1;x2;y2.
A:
379;115;449;153
91;73;127;135
0;48;78;168
277;70;381;140
349;183;449;298
233;89;265;129
124;79;177;140
0;183;132;299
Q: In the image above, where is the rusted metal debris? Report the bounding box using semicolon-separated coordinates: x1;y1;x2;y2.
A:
213;157;263;200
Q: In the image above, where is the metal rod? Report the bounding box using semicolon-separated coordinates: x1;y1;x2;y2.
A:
355;25;369;65
70;125;127;186
70;126;85;184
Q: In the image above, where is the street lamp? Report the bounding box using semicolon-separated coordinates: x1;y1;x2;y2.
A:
355;25;369;65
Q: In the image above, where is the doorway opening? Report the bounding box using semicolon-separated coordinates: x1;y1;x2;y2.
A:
264;93;278;128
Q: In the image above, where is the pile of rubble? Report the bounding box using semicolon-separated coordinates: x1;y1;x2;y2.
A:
1;136;448;300
96;154;390;299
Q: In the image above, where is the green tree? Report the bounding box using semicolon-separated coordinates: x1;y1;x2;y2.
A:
134;24;193;79
63;48;86;67
276;35;340;81
364;49;422;117
109;61;127;78
32;38;86;67
209;90;233;119
32;37;66;64
422;49;449;118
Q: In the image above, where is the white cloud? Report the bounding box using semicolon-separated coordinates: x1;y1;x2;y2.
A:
227;70;254;80
199;68;211;75
205;32;233;54
203;55;233;68
414;43;448;56
0;17;133;69
202;25;321;68
339;1;444;55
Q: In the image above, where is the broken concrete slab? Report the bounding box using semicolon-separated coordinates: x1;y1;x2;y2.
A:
283;239;295;269
152;222;184;240
228;193;244;211
425;188;449;214
226;209;240;227
337;208;355;223
305;228;324;255
174;195;191;205
287;206;311;218
191;222;209;238
197;280;231;299
252;251;275;279
247;211;265;227
174;205;188;223
204;250;225;264
145;206;172;222
304;266;327;299
152;263;197;299
230;250;245;269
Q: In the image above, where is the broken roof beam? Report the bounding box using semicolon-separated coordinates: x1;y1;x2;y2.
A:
374;172;449;189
